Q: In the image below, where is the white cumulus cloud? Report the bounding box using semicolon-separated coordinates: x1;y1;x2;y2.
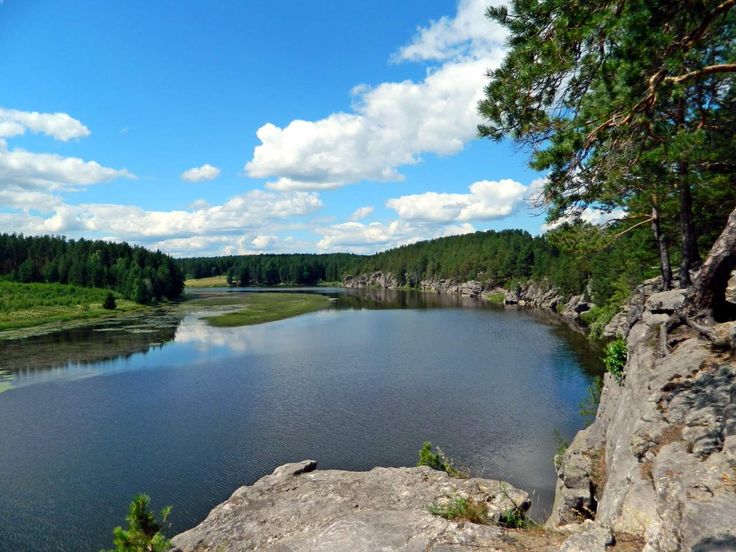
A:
244;1;508;191
0;188;320;256
0;108;133;210
251;235;278;249
387;179;527;223
181;163;221;182
394;0;507;62
317;219;475;254
541;207;628;233
0;107;91;141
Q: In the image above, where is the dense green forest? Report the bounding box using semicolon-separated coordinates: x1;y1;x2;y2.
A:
0;234;184;304
178;253;365;286
178;223;661;308
353;226;657;303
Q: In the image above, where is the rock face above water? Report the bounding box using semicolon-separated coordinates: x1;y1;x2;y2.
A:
549;278;736;551
171;461;546;552
343;272;594;326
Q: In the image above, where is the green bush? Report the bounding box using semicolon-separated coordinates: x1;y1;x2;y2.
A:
103;494;172;552
484;292;505;303
498;506;532;529
428;497;489;524
603;338;627;383
580;304;618;339
417;441;465;478
552;429;569;470
103;292;117;310
578;376;603;422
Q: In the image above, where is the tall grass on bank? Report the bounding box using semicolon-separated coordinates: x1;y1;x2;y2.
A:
198;292;331;327
0;281;142;331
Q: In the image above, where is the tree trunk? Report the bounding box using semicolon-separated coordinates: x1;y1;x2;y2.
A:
678;168;700;288
690;204;736;320
652;202;673;291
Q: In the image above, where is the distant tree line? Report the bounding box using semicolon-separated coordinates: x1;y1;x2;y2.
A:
0;233;184;304
178;253;365;286
177;226;668;309
354;226;666;305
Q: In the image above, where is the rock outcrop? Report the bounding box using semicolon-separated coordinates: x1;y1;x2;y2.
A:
171;460;554;552
344;272;593;324
548;281;736;551
344;271;400;289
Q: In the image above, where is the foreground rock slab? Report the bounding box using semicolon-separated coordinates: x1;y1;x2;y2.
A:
171;460;564;552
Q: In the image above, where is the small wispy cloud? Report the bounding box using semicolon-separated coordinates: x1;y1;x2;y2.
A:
181;163;221;182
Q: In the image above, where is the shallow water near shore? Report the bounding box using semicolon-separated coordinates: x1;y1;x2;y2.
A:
0;288;601;551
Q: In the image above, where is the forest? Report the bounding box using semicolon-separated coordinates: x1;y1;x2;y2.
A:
178;225;656;306
178;253;364;286
0;233;184;304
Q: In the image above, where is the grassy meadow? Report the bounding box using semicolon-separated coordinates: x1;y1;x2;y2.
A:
0;281;145;332
185;275;229;288
190;292;331;327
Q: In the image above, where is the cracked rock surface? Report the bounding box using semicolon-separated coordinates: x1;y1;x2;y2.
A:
171;461;564;552
549;277;736;552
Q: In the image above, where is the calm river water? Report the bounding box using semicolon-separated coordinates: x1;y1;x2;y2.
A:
0;288;601;551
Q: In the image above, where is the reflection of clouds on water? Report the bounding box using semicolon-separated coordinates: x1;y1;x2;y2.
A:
174;315;252;353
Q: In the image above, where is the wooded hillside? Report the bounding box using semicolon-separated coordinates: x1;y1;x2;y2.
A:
0;234;184;304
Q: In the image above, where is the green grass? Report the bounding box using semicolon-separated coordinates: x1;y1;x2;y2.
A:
184;275;229;288
198;292;331;327
428;497;489;524
0;281;144;332
484;292;506;303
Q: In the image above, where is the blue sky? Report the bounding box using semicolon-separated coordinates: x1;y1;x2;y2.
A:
0;0;554;256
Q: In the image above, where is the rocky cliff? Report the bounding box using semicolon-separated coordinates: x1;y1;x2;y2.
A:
548;281;736;551
343;271;594;323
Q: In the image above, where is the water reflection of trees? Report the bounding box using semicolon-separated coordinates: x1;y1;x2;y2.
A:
335;288;503;311
336;289;604;378
1;313;180;374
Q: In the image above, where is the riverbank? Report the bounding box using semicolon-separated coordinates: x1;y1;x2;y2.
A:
548;283;736;551
343;271;594;329
0;281;149;339
0;282;336;340
184;275;229;288
185;291;332;327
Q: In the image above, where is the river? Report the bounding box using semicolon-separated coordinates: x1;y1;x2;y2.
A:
0;288;601;551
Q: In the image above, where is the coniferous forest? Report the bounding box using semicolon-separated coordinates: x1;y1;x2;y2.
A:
0;233;184;304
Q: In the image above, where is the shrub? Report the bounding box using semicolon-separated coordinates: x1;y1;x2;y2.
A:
498;506;531;529
484;292;505;303
103;494;172;552
578;376;603;423
417;441;466;478
428;497;489;524
603;338;627;383
103;292;117;310
552;429;569;470
496;482;534;529
581;304;618;339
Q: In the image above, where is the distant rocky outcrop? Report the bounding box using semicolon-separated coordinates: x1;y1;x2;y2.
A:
343;272;594;324
171;461;548;552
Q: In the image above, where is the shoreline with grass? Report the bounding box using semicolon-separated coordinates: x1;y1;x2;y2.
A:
1;280;335;340
0;281;155;340
185;291;332;327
